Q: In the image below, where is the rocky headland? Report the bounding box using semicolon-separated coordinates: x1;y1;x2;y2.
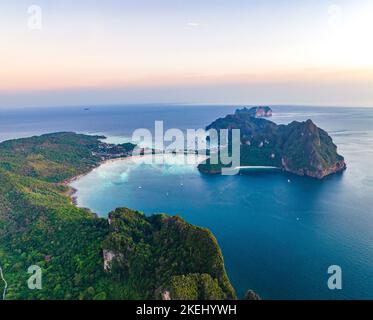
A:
199;108;346;179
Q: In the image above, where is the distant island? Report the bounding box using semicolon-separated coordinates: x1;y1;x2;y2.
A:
0;132;247;300
236;106;273;118
198;108;346;179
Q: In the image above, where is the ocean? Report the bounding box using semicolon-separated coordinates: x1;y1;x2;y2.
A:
1;104;373;299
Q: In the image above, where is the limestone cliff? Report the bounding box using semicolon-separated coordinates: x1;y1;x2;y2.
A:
199;108;346;179
102;208;236;300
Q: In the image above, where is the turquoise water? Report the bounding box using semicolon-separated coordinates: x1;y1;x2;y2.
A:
1;105;373;299
68;106;373;300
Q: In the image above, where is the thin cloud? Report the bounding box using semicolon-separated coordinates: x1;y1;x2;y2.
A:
186;22;201;27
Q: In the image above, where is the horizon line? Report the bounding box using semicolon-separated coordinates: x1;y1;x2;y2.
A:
1;102;373;111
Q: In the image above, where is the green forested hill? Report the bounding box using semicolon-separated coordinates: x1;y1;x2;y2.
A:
103;208;235;300
0;132;103;182
0;132;236;300
199;108;346;179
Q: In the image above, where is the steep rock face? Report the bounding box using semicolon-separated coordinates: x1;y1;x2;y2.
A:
103;250;116;271
200;109;346;179
102;208;236;300
277;119;346;178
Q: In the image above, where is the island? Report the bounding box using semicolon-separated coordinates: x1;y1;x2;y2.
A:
198;108;346;179
236;106;273;118
0;132;239;300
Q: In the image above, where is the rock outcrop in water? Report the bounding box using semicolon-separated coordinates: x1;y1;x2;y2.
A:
244;289;262;300
198;108;346;179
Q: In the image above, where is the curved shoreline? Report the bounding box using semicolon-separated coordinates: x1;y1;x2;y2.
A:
63;153;208;207
63;154;150;204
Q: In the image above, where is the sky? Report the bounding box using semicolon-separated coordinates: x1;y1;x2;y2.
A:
1;0;373;108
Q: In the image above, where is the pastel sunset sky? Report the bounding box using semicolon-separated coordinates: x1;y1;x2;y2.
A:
1;0;373;107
